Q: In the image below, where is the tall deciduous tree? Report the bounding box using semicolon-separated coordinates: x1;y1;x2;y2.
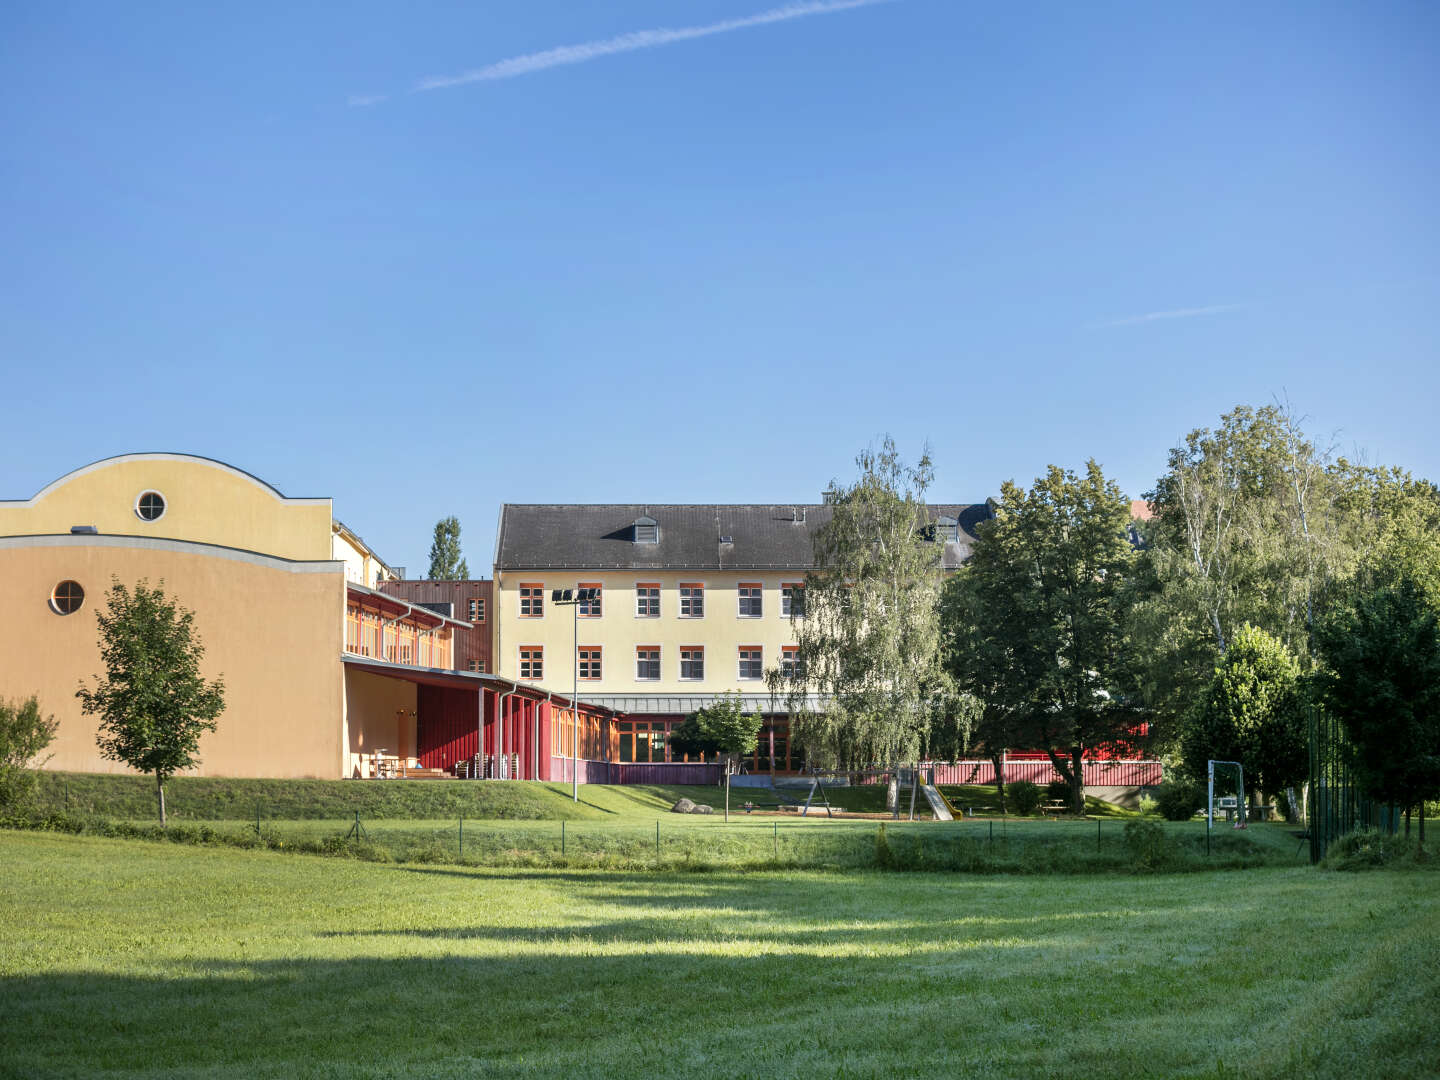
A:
776;438;953;771
77;580;226;827
427;516;469;580
693;692;763;763
1314;575;1440;843
1136;403;1353;749
959;461;1140;813
1179;623;1308;807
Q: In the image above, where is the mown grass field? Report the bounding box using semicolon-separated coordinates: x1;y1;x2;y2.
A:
1;831;1436;1079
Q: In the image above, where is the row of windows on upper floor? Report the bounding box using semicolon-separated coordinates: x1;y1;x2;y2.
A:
516;644;801;683
512;582;804;620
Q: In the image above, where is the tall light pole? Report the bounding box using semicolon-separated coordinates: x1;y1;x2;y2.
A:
551;588;597;803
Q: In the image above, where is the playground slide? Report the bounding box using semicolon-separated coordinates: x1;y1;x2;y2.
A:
921;785;953;821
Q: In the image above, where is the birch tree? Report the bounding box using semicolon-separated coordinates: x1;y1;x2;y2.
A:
773;439;953;771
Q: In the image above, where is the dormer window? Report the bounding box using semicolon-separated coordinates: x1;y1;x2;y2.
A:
936;516;959;543
633;516;659;544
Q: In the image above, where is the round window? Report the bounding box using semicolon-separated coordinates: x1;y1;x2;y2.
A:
135;491;166;521
51;580;84;615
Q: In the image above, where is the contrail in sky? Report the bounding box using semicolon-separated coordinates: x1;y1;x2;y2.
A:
1094;304;1245;329
383;0;894;98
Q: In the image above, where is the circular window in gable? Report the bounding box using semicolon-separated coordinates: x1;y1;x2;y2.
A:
51;580;84;615
135;490;166;522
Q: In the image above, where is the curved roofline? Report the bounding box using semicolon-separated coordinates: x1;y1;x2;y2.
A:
0;532;344;573
1;453;330;507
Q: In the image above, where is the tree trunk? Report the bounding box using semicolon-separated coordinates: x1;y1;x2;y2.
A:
156;773;167;829
1404;806;1410;838
991;751;1006;814
1070;744;1085;816
1420;801;1426;855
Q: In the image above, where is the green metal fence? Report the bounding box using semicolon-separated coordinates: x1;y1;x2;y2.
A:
1308;706;1400;863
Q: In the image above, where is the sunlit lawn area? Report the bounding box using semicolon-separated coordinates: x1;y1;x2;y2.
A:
2;831;1436;1079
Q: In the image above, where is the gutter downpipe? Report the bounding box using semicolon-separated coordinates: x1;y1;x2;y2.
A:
497;686;518;780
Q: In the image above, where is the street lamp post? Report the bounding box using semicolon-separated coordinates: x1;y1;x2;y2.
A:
550;588;597;803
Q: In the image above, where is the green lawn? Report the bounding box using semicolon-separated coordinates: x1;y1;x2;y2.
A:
2;832;1436;1079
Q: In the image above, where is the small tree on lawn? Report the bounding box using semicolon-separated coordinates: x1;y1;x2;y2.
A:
0;695;59;810
1179;623;1308;817
77;579;225;827
694;692;763;769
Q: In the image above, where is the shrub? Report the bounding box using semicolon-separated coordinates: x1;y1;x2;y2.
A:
1046;779;1073;805
1009;781;1043;816
1153;779;1203;821
0;696;58;810
1138;793;1159;816
874;823;895;868
1124;818;1174;871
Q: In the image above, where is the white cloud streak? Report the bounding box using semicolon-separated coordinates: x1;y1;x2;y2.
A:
1093;304;1244;329
412;0;894;93
347;93;389;108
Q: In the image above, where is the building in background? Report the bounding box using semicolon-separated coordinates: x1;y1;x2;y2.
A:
379;579;493;675
492;502;991;773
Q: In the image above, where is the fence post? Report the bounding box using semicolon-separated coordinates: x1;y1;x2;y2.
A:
459;815;463;856
1097;819;1101;850
656;820;661;863
255;800;261;837
774;821;778;859
561;820;566;856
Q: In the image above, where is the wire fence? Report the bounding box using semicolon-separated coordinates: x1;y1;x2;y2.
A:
13;806;1298;873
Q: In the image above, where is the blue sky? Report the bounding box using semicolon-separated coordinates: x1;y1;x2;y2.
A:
3;1;1437;574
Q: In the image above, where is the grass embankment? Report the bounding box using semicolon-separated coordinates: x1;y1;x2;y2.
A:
1;832;1435;1079
33;771;726;821
35;771;1133;822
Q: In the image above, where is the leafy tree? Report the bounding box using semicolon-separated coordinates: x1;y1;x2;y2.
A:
1179;623;1308;809
939;570;1028;810
1314;575;1440;843
0;696;58;810
77;580;226;827
427;516;470;580
692;692;763;763
958;461;1141;813
1136;403;1352;748
775;438;953;771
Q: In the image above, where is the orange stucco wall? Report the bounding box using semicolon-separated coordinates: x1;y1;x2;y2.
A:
0;537;346;778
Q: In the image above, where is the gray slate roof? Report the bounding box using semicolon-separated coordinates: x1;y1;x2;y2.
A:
495;503;992;572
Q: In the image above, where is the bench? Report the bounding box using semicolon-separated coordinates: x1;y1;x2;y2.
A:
1040;801;1070;818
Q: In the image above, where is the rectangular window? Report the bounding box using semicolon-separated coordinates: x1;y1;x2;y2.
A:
578;646;602;680
519;584;544;618
781;583;805;617
738;583;763;618
738;646;763;680
680;646;704;681
781;646;803;680
468;597;486;622
635;583;660;618
679;583;705;618
466;659;487;673
578;583;602;618
519;646;543;680
636;646;661;681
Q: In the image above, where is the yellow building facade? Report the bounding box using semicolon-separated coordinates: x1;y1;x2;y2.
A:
0;454;466;779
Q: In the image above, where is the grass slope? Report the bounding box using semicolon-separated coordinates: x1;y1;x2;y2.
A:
33;772;728;822
34;772;1134;823
1;832;1435;1079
